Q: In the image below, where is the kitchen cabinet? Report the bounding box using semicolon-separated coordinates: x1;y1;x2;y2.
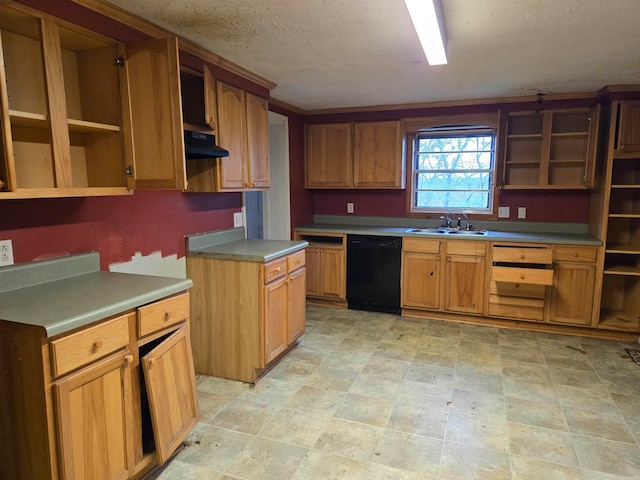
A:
0;291;198;480
0;4;191;198
296;232;346;303
187;249;306;382
501;106;600;189
305;121;404;189
401;238;441;310
597;100;640;331
444;241;486;314
548;246;597;326
488;244;554;321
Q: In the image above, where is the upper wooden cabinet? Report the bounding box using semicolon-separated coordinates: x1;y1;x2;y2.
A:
501;106;600;189
0;5;190;198
616;100;640;152
183;72;270;192
305;120;404;189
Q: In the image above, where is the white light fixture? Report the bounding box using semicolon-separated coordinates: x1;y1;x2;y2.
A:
404;0;448;66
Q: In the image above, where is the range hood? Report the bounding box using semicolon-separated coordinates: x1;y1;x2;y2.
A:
184;130;230;159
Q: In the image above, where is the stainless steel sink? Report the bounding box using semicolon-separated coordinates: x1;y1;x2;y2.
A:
407;228;488;236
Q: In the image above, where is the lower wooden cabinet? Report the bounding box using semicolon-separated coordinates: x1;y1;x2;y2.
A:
295;232;346;303
444;254;485;314
401;239;441;310
0;292;198;480
187;249;306;383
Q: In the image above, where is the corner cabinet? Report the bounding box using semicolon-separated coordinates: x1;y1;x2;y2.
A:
501;106;600;189
0;292;199;480
187;249;306;383
295;232;346;304
0;4;187;198
305;121;404;189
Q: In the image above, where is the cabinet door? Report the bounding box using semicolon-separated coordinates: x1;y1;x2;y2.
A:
119;38;186;190
287;267;307;343
444;255;485;314
203;65;218;131
54;350;133;480
617;100;640;152
142;325;199;466
401;252;441;310
320;248;346;300
353;121;404;188
216;81;248;189
264;276;288;364
305;246;321;297
549;262;596;326
306;123;352;187
246;92;270;188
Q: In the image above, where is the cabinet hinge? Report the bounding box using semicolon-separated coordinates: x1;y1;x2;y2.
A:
124;165;134;176
114;56;126;68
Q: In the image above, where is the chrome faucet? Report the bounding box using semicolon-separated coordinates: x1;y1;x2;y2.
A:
454;210;473;230
440;213;452;228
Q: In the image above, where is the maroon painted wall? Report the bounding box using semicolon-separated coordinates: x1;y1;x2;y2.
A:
0;191;241;270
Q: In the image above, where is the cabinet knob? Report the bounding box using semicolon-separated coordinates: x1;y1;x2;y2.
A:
93;339;104;349
520;254;525;259
520;274;525;280
574;252;579;257
124;354;134;364
148;357;157;365
164;312;170;321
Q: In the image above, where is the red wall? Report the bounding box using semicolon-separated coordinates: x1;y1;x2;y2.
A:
0;191;240;270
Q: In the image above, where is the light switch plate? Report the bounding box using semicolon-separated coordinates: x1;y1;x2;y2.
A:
0;239;14;267
498;206;510;218
347;202;354;214
518;207;527;219
233;212;243;227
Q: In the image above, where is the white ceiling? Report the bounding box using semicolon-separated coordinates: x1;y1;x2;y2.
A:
107;0;640;112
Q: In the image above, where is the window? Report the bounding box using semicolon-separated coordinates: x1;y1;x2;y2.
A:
409;126;497;214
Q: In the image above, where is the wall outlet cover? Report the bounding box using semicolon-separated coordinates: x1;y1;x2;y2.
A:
498;206;510;218
233;212;243;227
347;202;354;214
518;207;527;219
0;239;14;266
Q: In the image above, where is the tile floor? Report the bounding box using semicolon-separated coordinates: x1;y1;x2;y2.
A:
154;305;640;479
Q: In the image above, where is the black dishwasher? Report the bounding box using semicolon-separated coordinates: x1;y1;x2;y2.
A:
347;234;402;314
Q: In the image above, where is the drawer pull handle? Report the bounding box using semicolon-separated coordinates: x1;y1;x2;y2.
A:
520;254;525;259
164;312;170;321
124;354;134;364
520;274;525;279
93;339;104;349
574;252;579;257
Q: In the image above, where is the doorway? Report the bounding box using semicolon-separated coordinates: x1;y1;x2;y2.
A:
244;111;291;240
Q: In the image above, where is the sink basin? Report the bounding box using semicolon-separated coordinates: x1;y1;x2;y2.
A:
407;228;488;236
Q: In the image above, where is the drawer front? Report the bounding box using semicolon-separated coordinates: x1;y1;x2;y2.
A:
554;246;598;263
403;238;441;254
488;294;544;321
446;240;486;257
492;246;552;264
287;250;306;272
138;292;190;338
491;266;554;285
51;313;131;377
264;257;287;283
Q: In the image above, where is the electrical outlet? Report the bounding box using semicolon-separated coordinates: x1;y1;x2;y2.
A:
518;207;527;219
0;239;14;267
498;206;510;218
347;202;354;214
233;212;243;227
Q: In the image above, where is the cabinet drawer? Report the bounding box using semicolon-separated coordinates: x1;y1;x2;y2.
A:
138;293;190;338
264;257;287;283
554;246;597;263
447;240;486;257
287;250;306;272
488;294;544;321
50;313;131;377
491;266;554;285
492;246;552;264
403;238;441;254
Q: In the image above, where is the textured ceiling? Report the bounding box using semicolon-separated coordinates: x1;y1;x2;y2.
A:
107;0;640;111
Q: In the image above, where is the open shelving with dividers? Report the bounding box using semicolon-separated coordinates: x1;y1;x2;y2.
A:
503;106;599;189
599;100;640;331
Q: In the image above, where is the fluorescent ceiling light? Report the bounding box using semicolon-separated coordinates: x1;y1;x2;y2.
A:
404;0;448;66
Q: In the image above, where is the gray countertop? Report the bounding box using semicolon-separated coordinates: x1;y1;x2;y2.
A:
0;252;192;337
186;228;308;262
295;223;601;246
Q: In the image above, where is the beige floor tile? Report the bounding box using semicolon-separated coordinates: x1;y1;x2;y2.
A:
510;456;583;480
373;429;442;476
284;341;331;366
257;407;327;448
502;359;552;383
208;398;279;435
450;388;505;417
446;409;510;453
380;330;422;346
320;349;372;372
265;360;318;383
314;417;384;461
439;441;511;480
333;392;395;427
197;376;249;397
505;397;567;431
500;344;546;364
424;320;461;338
387;401;449;438
304;366;358;391
541;347;595;371
151;459;222;479
413;344;459;369
177;423;252;472
572;434;640;477
453;367;504;395
349;373;402;401
547;365;601;387
365;462;433;479
405;363;455;387
599;372;640;396
348;324;389;342
460;323;500;345
237;377;301;408
373;341;419;362
508;422;579;466
397;379;453;405
562;405;636;444
554;384;616;412
361;356;410;379
197;391;239;423
291;450;369;480
225;437;308;480
284;384;345;415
